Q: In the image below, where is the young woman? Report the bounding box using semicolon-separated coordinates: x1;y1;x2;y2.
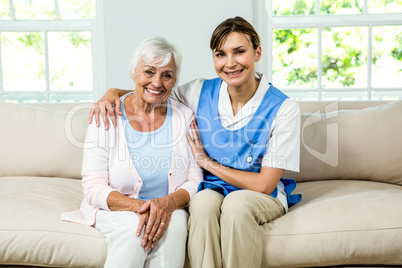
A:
90;17;301;268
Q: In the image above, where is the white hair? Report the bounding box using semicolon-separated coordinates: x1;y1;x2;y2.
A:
128;37;182;85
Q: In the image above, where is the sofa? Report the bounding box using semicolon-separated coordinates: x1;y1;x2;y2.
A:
0;100;401;268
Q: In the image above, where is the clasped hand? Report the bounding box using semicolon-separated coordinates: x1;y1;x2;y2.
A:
136;196;175;251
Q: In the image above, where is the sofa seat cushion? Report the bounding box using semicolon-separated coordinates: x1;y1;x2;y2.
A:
261;180;402;267
0;176;106;268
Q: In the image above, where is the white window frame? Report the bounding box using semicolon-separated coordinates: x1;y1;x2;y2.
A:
253;0;402;100
0;0;100;102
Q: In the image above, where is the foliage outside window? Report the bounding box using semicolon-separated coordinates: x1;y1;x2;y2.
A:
271;0;402;101
0;0;95;103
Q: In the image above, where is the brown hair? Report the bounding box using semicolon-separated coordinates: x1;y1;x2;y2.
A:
210;16;261;51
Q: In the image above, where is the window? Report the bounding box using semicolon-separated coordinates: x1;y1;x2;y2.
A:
260;0;402;101
0;0;95;103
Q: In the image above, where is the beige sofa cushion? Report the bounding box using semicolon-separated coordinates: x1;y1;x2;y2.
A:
285;101;402;185
262;180;402;267
0;102;91;179
0;176;106;267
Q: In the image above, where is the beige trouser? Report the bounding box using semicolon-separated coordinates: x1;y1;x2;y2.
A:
186;189;285;268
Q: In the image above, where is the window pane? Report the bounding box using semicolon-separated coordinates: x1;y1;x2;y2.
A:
322;27;368;88
0;0;11;19
273;28;318;89
371;91;402;100
58;0;95;19
372;26;402;88
50;93;93;102
273;0;315;15
48;31;93;91
1;32;46;91
320;0;363;14
322;91;368;100
13;0;55;19
3;93;47;103
368;0;402;14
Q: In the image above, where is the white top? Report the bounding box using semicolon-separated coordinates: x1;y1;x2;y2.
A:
172;72;301;212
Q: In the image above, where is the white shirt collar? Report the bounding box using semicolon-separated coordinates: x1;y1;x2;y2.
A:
218;72;271;128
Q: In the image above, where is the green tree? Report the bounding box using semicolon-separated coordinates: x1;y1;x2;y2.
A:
274;0;315;15
322;27;366;87
16;32;44;55
274;29;317;87
321;0;363;14
67;32;91;48
391;33;402;61
272;0;402;88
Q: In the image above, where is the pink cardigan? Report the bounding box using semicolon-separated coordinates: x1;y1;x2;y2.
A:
61;97;203;226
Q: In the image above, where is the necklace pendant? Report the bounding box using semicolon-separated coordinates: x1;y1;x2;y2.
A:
246;156;253;163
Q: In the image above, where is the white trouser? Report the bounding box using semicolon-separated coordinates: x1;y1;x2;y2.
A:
96;209;188;268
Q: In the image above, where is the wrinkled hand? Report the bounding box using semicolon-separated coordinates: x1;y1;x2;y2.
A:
186;119;212;169
136;209;149;238
88;88;123;129
136;196;175;250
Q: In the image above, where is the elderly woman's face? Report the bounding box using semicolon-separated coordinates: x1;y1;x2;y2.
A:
132;58;176;105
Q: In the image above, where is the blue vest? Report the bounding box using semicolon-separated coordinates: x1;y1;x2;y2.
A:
196;78;301;207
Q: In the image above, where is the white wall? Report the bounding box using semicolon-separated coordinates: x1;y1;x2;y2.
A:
100;0;254;91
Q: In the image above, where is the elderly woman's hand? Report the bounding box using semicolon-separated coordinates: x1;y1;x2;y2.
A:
137;195;176;250
136;210;149;237
88;88;123;130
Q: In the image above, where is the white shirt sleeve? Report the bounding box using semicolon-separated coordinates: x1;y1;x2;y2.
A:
262;98;301;172
170;78;205;112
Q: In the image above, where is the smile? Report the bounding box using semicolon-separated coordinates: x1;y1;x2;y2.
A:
146;88;163;95
225;70;243;77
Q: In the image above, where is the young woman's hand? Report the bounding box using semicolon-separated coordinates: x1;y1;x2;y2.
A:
88;88;123;129
186;119;212;169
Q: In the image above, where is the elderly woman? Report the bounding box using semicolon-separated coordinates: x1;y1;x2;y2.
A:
62;37;203;268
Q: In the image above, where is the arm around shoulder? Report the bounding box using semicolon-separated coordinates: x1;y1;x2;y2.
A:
89;88;133;129
171;78;206;112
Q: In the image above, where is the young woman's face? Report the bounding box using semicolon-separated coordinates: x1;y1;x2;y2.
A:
131;58;176;105
213;32;261;89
